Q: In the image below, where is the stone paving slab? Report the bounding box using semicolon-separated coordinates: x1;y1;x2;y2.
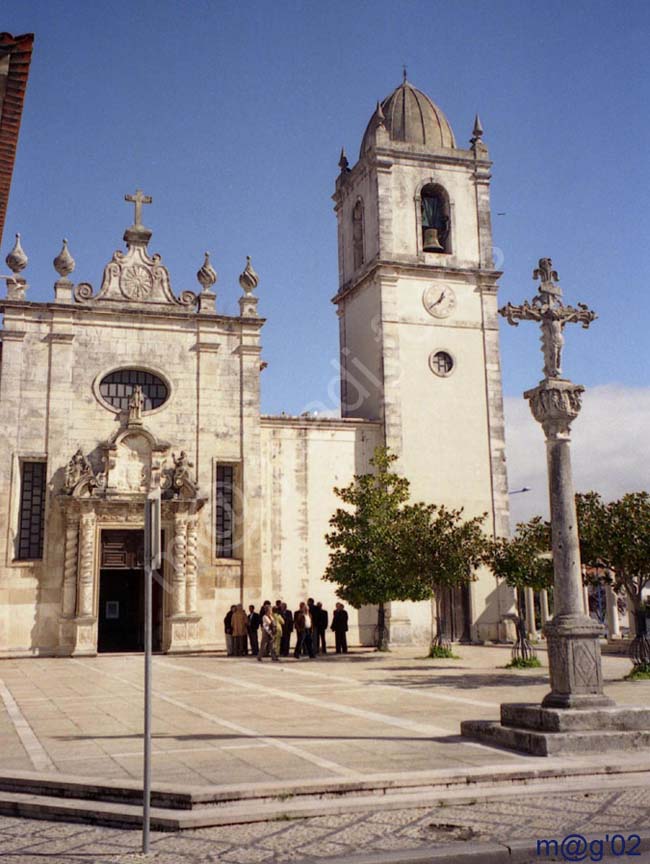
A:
0;646;648;790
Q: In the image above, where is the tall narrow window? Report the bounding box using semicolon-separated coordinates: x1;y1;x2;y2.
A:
216;464;235;558
421;184;451;253
17;461;47;560
352;199;365;270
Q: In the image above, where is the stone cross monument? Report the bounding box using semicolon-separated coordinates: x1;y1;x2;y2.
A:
501;258;610;708
461;257;650;755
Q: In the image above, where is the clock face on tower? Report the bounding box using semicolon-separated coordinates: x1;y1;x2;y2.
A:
423;284;456;319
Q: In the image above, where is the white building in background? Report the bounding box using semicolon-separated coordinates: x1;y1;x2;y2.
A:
0;78;512;656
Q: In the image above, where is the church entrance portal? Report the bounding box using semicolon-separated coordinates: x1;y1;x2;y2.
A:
97;529;163;653
440;583;472;643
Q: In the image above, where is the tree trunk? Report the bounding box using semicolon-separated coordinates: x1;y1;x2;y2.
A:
377;602;386;651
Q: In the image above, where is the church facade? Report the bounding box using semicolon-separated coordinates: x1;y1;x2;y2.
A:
0;79;512;657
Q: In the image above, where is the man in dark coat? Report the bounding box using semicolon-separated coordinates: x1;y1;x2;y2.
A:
331;602;349;654
223;605;235;656
247;605;260;656
280;602;293;656
316;602;328;654
308;598;319;653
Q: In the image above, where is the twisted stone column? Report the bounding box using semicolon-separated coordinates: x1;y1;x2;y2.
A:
61;513;79;618
185;517;198;615
171;513;187;616
77;511;96;618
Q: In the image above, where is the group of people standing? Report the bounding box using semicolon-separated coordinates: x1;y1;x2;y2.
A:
223;598;349;661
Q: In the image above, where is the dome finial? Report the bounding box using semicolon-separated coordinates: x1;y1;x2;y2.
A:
402;64;408;84
338;147;350;173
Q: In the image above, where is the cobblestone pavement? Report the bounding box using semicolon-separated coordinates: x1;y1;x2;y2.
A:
0;787;649;863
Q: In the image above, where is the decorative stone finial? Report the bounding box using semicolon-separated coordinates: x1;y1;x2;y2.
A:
376;101;385;127
53;238;75;279
6;233;27;274
239;256;259;295
339;147;350;173
196;252;217;292
471;113;484;144
402;65;408;84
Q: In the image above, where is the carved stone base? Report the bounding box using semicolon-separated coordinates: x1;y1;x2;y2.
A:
462;703;650;756
57;617;76;654
70;616;98;656
542;614;614;709
165;614;201;653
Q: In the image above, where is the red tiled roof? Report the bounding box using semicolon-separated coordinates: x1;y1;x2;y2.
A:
0;32;34;248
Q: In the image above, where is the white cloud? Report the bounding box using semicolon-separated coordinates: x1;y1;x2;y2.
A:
505;384;650;530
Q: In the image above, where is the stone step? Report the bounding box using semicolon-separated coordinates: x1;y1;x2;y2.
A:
0;770;647;831
462;719;650;757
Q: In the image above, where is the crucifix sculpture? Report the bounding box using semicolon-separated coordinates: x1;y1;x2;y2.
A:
500;258;596;379
125;188;152;227
500;258;611;709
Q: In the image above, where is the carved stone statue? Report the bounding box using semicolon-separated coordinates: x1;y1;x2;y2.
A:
172;451;193;489
128;385;145;424
63;448;97;494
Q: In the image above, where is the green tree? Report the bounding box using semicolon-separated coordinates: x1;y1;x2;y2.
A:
324;448;429;648
400;502;488;650
576;492;650;647
485;517;553;630
324;447;487;651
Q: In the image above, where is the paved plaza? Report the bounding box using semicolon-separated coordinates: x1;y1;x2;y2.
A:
0;645;649;862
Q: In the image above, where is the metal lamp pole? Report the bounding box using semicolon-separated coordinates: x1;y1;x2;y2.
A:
143;489;161;853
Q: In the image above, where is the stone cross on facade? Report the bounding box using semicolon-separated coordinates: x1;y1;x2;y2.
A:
125;189;152;227
500;258;596;379
500;258;610;710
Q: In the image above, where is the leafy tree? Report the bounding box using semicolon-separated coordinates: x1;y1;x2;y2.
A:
324;447;488;651
485;517;553;629
324;448;429;648
576;492;650;640
400;501;488;650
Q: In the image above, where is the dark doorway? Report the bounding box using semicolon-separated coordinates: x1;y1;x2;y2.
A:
440;583;472;643
98;529;163;653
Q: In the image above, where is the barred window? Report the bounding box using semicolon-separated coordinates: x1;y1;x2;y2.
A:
99;369;168;412
429;350;454;377
17;461;47;560
216;465;234;558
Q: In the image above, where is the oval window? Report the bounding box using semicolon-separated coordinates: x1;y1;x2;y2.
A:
99;369;169;412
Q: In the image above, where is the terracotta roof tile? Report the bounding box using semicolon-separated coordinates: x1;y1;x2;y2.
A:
0;32;34;247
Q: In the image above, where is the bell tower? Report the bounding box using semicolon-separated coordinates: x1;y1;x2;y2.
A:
332;78;511;642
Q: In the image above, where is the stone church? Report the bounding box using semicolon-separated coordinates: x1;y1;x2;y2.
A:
0;77;512;656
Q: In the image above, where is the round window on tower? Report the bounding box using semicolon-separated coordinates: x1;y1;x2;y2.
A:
95;368;170;413
429;350;455;378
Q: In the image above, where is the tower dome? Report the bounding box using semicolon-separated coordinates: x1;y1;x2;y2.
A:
360;78;456;157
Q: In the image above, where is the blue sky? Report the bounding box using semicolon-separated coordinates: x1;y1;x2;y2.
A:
5;0;650;427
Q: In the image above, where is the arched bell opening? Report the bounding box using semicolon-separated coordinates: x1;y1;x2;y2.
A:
420;184;451;254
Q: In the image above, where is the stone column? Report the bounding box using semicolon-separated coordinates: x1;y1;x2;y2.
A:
605;584;621;639
76;510;96;618
171;513;187;616
524;587;538;638
185;516;198;615
61;512;79;618
540;589;551;627
526;379;611;709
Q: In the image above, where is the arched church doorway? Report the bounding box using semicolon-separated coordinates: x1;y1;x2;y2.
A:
97;529;163;652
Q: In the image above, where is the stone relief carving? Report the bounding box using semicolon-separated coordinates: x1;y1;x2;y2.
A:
63;448;105;497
